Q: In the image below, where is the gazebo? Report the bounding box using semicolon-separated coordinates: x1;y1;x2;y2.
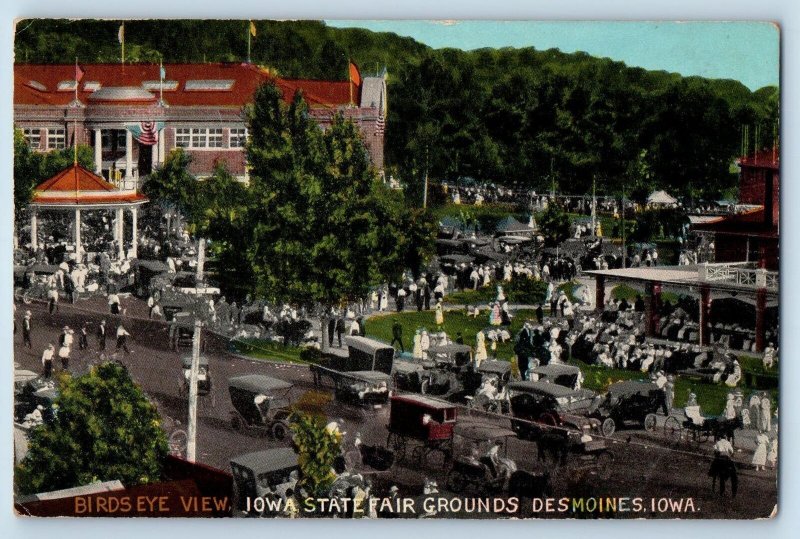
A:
646;190;678;207
29;163;148;259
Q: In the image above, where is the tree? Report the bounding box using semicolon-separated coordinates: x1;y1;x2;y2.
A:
243;82;433;346
289;412;342;499
16;362;168;495
538;203;570;247
141;148;198;223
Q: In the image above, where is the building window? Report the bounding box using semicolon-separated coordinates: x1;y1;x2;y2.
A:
176;127;223;148
176;128;191;148
22;128;41;149
47;128;65;150
229;128;248;148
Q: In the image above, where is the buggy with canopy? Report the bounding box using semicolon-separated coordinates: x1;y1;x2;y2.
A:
530;364;583;390
228;374;294;440
386;394;457;467
589;380;668;436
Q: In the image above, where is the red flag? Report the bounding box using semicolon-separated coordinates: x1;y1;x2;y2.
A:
348;62;361;87
75;63;85;83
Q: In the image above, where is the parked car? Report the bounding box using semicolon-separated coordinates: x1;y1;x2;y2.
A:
230;447;299;516
228;374;294;439
530;364;583;390
507;381;598;439
589;380;668;436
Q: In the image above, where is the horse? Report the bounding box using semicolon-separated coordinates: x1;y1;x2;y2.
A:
713;416;744;447
709;455;738;498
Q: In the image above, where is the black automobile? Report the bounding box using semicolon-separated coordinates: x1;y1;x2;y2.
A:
507;381;599;439
589;380;668;436
14;376;59;424
334;370;391;407
530;364;583;390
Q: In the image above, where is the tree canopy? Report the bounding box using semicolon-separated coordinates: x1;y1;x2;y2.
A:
16;363;168;495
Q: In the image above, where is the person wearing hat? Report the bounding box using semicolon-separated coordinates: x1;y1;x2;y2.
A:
97;319;107;350
41;344;55;378
58;327;73;370
22;310;32;349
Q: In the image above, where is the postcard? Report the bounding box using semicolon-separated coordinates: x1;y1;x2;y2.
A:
12;19;779;519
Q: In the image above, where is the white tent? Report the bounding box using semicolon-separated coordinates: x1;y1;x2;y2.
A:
647;190;678;206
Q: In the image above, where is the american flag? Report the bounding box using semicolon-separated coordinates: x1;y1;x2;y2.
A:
138;121;158;145
376;114;385;136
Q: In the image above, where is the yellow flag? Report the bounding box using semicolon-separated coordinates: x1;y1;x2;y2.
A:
249;21;257;37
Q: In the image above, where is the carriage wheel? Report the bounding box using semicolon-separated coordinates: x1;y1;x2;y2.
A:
446;470;468;493
420;379;430;395
664;416;682;443
272;422;288;441
168;430;187;457
411;446;429;467
595;451;614;480
601;418;616;438
644;413;658;432
388;433;406;463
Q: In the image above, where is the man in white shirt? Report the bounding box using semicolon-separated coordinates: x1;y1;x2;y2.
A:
41;344;55;378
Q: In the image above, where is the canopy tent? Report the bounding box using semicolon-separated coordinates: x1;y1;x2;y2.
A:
647;190;678;206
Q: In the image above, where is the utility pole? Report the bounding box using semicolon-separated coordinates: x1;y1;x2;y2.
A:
196;238;205;284
422;146;429;209
591;176;597;237
621;187;627;269
186;318;202;462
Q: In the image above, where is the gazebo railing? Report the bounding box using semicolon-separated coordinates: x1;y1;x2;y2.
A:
698;262;778;291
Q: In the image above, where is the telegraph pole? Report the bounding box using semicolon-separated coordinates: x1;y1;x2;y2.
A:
621;186;627;269
196;238;205;284
186;318;202;462
591;176;597;237
422;147;429;209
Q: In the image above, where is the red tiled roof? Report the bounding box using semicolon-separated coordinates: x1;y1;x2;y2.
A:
31;164;148;206
14;63;355;109
692;207;777;237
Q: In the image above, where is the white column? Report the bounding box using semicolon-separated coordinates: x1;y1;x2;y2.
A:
158;130;166;166
94;129;103;174
116;207;125;259
151;142;158;172
131;207;138;258
125;129;133;179
74;209;82;259
31;211;38;251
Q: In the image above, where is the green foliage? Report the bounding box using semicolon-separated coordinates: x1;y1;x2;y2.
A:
142;148;198;217
629;207;689;243
16;363;168;495
538;203;571;247
289;412;341;498
505;277;549;305
13;127;94;217
243;82;434;307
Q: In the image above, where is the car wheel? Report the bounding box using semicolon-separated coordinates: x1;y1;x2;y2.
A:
601;418;616;437
272;422;288;441
644;413;658;432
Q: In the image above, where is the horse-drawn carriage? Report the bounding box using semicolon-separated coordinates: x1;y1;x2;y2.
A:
663;406;742;446
394;343;475;398
386;394;457;467
228;374;294;440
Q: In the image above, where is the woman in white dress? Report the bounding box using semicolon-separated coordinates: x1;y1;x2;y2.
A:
379;288;389;312
412;330;423;359
482;267;491;287
767;434;778;469
435;301;444;327
420;330;431;353
759;394;772;433
475;331;488;365
752;432;769;471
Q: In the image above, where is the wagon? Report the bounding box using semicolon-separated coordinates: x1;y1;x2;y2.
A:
179;355;214;406
386;394;457;467
663;407;742;447
447;421;526;495
228;374;294;440
589;380;668;436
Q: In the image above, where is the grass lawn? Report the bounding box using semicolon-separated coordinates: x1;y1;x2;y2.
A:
444;287;498;305
229;338;307;364
365;308;537;360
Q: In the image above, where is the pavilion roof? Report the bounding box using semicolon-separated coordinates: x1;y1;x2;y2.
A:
31;163;148;207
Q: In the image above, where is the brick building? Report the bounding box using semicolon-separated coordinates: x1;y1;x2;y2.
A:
14;63;387;182
693;149;779;269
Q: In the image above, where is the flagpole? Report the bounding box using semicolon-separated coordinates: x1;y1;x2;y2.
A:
160;59;164;104
121;23;125;65
74;57;79;166
348;58;353;106
247;21;251;64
